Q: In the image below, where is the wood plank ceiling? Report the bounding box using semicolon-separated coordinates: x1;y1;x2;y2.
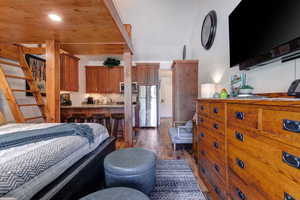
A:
0;0;133;54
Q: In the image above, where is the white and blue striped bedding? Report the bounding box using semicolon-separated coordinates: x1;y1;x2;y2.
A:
0;123;109;200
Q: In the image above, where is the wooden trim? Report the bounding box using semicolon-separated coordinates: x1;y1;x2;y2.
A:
255;92;293;98
46;40;61;122
171;60;199;68
123;51;133;147
103;0;134;53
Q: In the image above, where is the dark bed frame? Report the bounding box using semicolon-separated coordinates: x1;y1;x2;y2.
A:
32;137;116;200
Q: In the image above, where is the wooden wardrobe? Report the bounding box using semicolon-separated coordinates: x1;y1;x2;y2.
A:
172;60;198;122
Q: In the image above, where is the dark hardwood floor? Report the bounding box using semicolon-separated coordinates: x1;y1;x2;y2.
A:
116;118;208;194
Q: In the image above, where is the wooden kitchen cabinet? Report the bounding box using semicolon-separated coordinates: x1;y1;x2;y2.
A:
86;66;123;94
97;67;109;93
136;63;159;85
108;67;122;93
60;54;79;92
86;66;99;93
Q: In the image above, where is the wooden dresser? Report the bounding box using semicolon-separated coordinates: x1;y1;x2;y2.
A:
196;98;300;200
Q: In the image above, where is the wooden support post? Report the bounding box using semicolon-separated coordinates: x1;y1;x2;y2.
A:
46;40;60;122
123;50;133;147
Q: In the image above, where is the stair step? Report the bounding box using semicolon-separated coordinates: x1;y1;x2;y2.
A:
5;74;33;80
0;60;23;68
24;116;44;121
18;104;44;107
12;89;38;93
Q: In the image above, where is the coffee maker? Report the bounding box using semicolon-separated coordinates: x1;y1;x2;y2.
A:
60;93;72;106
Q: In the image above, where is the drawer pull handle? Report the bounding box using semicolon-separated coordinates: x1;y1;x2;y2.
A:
235;131;244;142
200;118;204;123
214;185;221;195
213;141;219;149
213;123;219;129
284;192;295;200
213;107;219;114
236;188;246;200
236;158;245;169
200;105;204;111
235;112;245;120
201;167;206;174
200;132;205;138
282;152;300;169
214;164;220;173
201;150;205;156
283;119;300;133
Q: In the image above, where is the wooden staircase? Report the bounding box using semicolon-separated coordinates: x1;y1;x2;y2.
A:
0;45;48;123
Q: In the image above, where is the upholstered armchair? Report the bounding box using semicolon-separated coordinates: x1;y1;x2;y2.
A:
168;120;193;151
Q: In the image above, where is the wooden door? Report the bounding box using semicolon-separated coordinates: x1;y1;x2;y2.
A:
108;67;122;93
98;67;109;93
86;66;99;93
69;56;79;92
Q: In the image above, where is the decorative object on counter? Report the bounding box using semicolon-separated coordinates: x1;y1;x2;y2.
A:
87;97;94;104
201;83;216;98
104;57;121;68
201;10;217;50
60;93;72;106
239;85;254;95
230;74;242;97
220;88;229;99
213;92;220;98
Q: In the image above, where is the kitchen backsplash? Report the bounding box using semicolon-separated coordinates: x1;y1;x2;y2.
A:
61;92;137;106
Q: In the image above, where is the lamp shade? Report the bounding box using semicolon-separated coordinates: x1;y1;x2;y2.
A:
201;83;216;98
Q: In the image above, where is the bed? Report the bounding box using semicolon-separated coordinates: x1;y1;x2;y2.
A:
0;123;116;200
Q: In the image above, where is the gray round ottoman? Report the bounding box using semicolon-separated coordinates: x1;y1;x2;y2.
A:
80;187;150;200
104;148;156;195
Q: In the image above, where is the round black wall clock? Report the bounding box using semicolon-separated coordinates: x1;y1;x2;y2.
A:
201;10;217;50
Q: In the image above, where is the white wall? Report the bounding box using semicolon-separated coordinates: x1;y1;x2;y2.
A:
113;0;200;61
189;0;299;96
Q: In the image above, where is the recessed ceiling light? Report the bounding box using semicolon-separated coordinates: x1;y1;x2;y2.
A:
48;14;62;22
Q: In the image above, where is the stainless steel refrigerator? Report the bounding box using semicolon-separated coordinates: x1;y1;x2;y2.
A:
138;85;158;127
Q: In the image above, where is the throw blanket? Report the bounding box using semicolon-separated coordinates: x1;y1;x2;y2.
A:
0;123;94;150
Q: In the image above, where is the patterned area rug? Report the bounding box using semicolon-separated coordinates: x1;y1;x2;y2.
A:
150;160;206;200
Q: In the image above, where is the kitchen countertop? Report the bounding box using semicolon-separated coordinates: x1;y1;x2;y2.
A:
61;104;136;109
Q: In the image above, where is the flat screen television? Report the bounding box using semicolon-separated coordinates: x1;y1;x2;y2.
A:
229;0;300;70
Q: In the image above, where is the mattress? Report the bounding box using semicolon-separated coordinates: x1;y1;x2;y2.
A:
0;123;109;200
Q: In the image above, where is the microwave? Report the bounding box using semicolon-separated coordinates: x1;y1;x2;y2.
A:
120;82;138;93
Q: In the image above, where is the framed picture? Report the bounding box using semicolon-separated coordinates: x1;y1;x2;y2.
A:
25;54;46;96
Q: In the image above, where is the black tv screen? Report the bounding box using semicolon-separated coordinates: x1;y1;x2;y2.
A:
229;0;300;70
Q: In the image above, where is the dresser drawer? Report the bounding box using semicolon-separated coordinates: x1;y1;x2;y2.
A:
198;157;226;200
228;104;259;129
207;118;225;136
198;101;210;116
262;109;300;148
228;169;266;200
198;115;211;129
199;143;226;181
228;140;300;200
209;103;225;122
199;127;225;163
